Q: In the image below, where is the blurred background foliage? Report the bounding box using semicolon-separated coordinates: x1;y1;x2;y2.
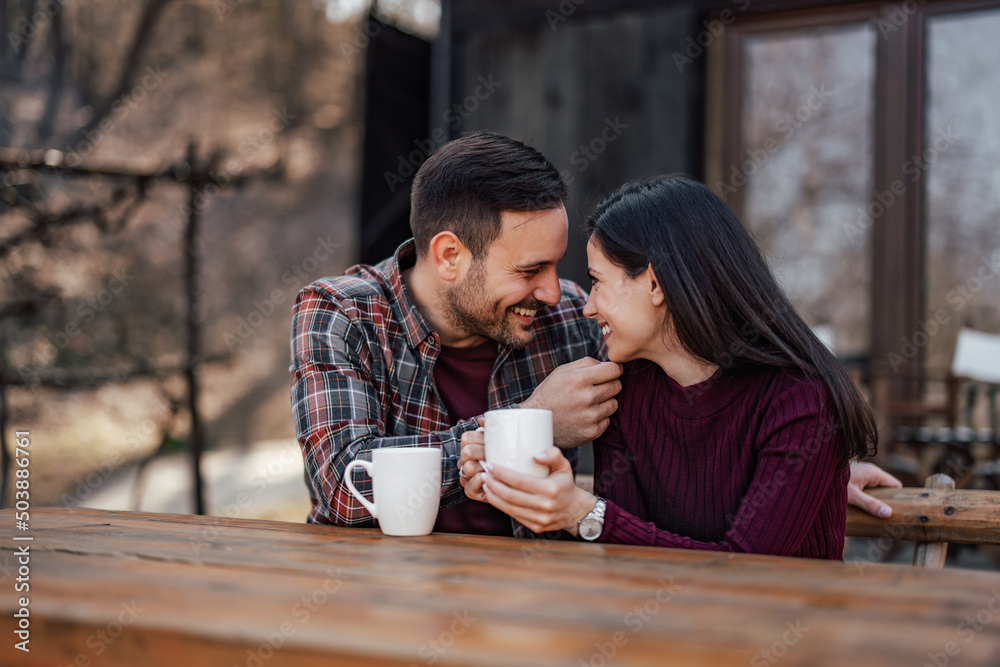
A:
0;0;432;507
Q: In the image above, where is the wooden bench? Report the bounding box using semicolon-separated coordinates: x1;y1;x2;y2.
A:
576;473;1000;567
846;473;1000;567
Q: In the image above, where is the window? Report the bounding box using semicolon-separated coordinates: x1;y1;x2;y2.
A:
739;23;876;358
924;7;1000;370
709;0;1000;396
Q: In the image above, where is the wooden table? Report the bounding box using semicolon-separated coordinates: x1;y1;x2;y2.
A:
3;508;1000;666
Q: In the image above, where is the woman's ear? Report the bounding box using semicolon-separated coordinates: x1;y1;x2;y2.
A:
647;264;665;307
428;231;469;282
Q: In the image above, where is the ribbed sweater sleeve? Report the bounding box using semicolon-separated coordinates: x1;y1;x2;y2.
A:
593;364;848;559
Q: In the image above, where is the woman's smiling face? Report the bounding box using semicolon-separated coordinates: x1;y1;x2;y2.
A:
582;237;671;364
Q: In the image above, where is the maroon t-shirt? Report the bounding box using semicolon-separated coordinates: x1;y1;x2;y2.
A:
432;340;514;536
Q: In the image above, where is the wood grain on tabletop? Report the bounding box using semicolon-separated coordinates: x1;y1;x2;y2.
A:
2;507;1000;667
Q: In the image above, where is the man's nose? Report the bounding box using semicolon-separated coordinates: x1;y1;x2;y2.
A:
534;268;562;306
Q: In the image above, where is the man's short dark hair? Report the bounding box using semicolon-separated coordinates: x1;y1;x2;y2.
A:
409;131;568;259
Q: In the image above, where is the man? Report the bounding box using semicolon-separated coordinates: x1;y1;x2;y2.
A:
290;131;899;534
290;131;621;534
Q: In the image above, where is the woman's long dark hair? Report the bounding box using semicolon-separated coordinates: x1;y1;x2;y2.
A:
585;175;876;465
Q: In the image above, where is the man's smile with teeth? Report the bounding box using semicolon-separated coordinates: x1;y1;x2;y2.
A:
512;307;537;317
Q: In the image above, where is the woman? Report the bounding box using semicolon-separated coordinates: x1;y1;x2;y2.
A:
461;175;882;559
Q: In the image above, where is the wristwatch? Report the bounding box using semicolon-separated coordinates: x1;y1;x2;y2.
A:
578;497;606;542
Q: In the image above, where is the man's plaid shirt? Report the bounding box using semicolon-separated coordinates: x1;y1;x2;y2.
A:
290;240;604;527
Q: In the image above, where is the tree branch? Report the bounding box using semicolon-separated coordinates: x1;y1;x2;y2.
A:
0;290;60;321
6;353;232;389
64;0;180;147
37;9;67;142
0;180;138;259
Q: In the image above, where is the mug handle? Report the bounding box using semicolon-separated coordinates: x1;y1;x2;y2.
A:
476;426;487;465
344;460;378;518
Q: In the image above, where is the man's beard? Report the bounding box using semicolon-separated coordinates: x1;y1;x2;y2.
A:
444;262;543;350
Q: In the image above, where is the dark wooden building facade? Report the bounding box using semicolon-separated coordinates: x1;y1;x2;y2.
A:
360;0;1000;453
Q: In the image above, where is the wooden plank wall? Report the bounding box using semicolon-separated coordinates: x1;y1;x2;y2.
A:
451;3;704;288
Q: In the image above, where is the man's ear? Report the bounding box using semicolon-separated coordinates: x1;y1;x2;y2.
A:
428;231;470;282
647;264;665;307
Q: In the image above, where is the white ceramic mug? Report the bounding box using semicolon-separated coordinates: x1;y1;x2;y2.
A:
484;409;552;478
344;448;442;536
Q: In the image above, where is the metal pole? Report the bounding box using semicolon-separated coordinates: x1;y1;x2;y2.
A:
0;349;10;508
183;142;206;515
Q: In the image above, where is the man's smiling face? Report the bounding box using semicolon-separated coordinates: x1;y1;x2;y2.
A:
444;206;568;349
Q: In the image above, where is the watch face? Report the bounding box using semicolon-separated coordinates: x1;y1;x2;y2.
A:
579;518;602;541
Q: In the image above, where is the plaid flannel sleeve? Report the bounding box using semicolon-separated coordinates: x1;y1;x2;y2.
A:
290;288;475;526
